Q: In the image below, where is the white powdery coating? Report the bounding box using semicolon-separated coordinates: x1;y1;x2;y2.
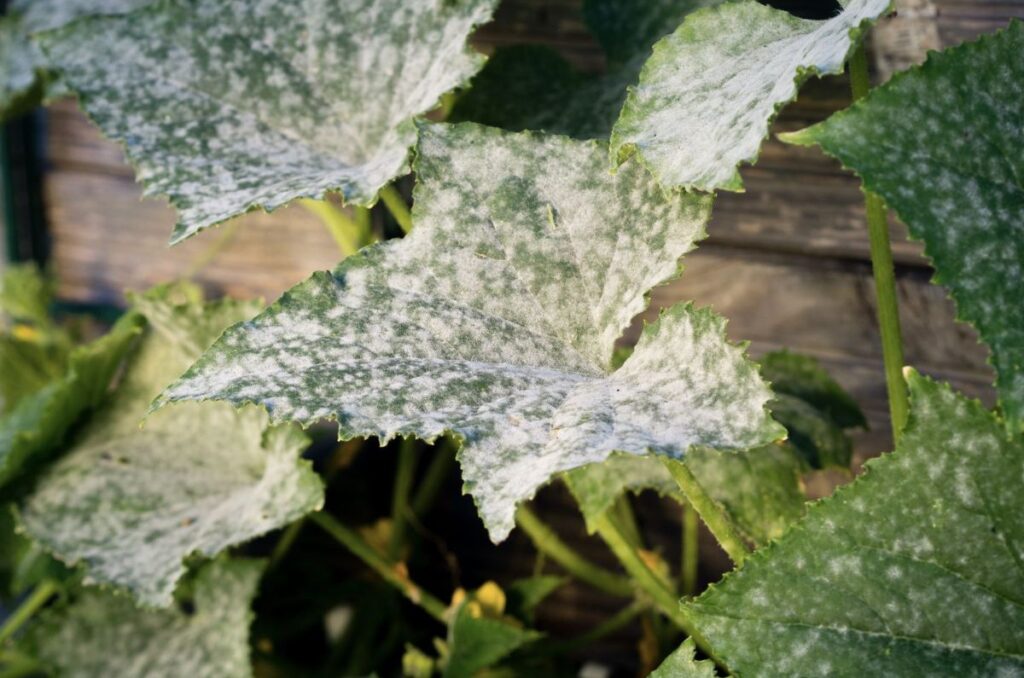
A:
28;559;260;678
610;0;890;191
38;0;498;242
162;123;784;541
687;374;1024;676
19;292;323;607
788;22;1024;429
0;14;41;109
12;0;154;33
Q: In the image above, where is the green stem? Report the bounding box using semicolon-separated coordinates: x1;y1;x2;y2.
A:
0;580;58;646
300;198;362;257
183;220;240;279
268;520;305;569
388;438;418;559
515;506;633;597
379;185;413;234
664;462;749;565
849;44;909;441
593;514;720;663
681;502;699;597
411;440;455;517
309;512;447;622
610;495;644;550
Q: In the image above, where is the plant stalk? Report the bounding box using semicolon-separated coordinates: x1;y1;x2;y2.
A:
309;511;447;622
0;580;59;646
665;461;749;565
300;198;362;257
411;440;455;516
379;185;413;234
388;438;418;559
537;600;646;655
681;502;699;597
848;44;909;441
593;513;721;664
515;506;633;597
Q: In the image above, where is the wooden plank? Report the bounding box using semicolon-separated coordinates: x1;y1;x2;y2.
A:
45;171;342;305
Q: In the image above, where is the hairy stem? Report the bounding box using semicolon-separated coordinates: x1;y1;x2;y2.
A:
0;580;59;646
515;506;633;597
849;44;910;441
665;461;749;565
310;511;447;622
593;513;720;663
379;185;413;234
681;502;699;597
388;438;418;559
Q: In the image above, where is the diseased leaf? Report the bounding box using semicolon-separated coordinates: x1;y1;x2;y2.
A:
685;372;1024;676
0;311;144;491
19;286;323;606
451;0;718;139
650;638;716;678
610;0;891;191
159;122;783;542
11;0;155;33
40;0;498;243
783;22;1024;430
23;558;262;678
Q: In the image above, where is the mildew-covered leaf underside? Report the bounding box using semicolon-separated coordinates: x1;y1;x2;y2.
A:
784;22;1024;431
161;123;783;541
686;373;1024;676
19;287;323;607
39;0;497;243
610;0;891;192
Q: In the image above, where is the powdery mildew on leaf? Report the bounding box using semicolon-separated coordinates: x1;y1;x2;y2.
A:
12;0;154;33
686;372;1024;676
650;638;717;678
610;0;891;191
0;13;43;119
38;0;498;243
784;22;1024;430
24;558;261;678
563;454;681;531
160;123;784;541
19;287;323;607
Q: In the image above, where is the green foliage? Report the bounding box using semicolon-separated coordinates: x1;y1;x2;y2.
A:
649;638;715;677
783;21;1024;431
684;373;1024;675
22;558;263;678
18;285;323;606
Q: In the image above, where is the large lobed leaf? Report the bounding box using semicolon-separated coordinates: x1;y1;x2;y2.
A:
783;21;1024;430
649;638;716;678
19;286;323;606
159;123;783;541
610;0;891;192
23;558;263;678
685;372;1024;676
39;0;498;243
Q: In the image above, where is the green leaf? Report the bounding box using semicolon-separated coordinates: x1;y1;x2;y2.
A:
610;0;891;192
650;638;716;678
505;575;565;624
761;350;866;430
39;0;498;244
564;453;681;530
0;263;54;327
771;393;852;470
782;22;1024;431
681;444;807;545
451;1;717;139
685;372;1024;676
0;311;144;491
11;0;155;33
22;558;263;678
159;122;783;542
444;603;542;678
19;286;323;606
